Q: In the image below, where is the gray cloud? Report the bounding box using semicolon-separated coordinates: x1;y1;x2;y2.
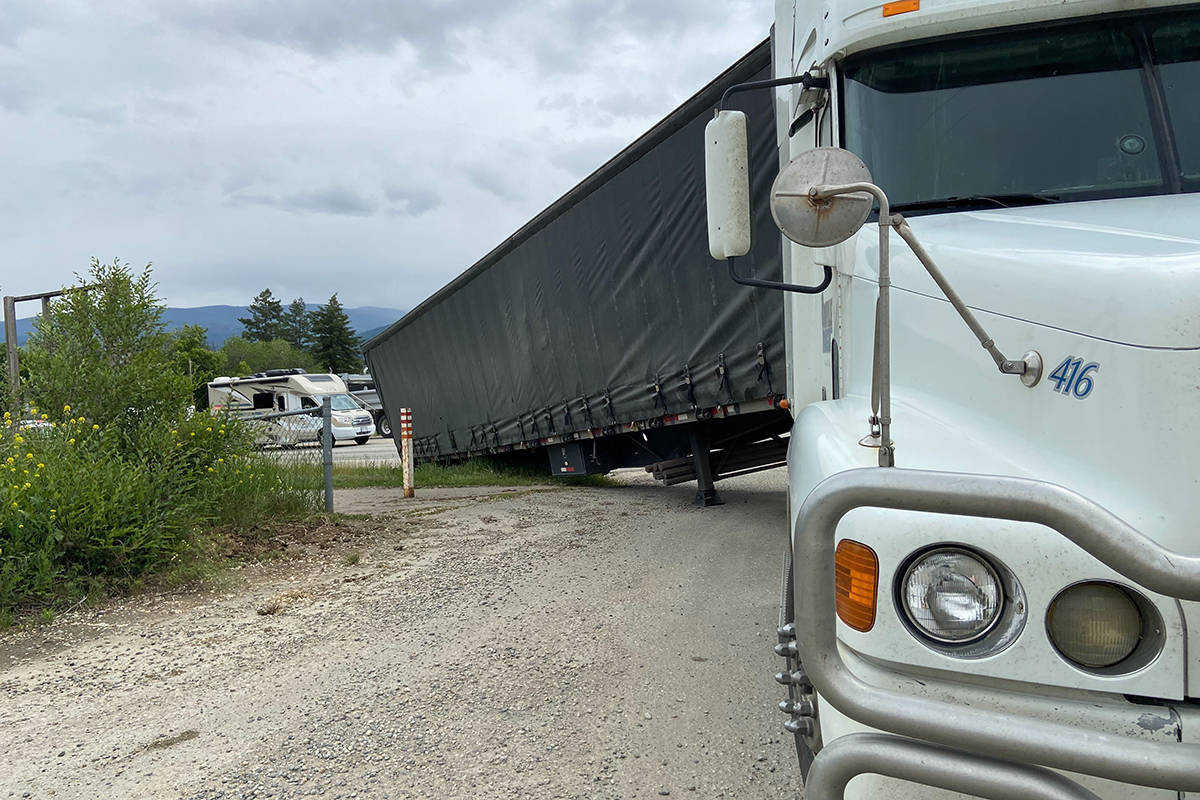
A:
385;185;441;215
162;0;509;68
57;102;126;125
0;1;771;311
227;186;379;217
464;163;523;202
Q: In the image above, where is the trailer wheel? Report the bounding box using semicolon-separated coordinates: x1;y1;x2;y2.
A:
377;415;392;438
354;436;370;445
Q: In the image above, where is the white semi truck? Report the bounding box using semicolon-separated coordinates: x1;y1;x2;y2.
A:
706;1;1200;797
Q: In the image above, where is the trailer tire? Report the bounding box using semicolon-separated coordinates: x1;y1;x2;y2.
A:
378;415;392;438
354;436;370;446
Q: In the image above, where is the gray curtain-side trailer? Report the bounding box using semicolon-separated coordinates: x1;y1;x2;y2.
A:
364;41;787;505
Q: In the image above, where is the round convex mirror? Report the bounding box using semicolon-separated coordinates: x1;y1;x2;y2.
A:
770;148;874;247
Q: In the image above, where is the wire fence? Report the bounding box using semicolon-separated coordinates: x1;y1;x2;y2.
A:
245;400;334;511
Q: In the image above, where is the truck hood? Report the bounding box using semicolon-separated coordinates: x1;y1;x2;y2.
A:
871;193;1200;349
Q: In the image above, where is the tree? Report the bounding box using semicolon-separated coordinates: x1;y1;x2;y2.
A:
23;258;192;426
279;297;310;350
238;289;283;342
219;336;317;375
307;294;362;373
171;324;226;408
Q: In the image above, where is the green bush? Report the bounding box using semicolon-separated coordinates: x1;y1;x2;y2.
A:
0;407;319;625
22;259;192;429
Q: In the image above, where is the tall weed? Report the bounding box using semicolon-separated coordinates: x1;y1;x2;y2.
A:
0;406;319;625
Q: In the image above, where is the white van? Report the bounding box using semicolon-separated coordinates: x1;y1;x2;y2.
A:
207;369;376;445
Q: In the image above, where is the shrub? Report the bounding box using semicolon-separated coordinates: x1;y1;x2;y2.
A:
22;259;192;429
0;406;320;625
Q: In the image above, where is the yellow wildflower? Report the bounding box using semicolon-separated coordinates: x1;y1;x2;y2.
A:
68;438;75;445
29;407;37;415
207;467;214;473
22;482;30;489
36;463;43;469
25;453;32;459
13;435;22;444
92;424;99;431
206;427;212;432
217;457;224;463
40;414;48;420
63;404;71;413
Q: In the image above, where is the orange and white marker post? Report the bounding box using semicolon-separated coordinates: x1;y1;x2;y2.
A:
400;408;414;498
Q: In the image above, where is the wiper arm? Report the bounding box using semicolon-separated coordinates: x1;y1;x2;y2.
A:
891;193;1061;212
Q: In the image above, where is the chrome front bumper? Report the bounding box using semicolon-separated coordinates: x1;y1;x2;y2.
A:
791;467;1200;799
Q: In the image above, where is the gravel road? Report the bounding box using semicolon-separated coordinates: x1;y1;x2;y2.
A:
0;469;799;799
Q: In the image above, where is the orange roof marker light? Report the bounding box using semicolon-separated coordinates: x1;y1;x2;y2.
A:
835;539;879;631
883;0;920;17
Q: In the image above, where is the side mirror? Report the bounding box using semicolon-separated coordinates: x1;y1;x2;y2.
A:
705;110;752;259
770;148;873;247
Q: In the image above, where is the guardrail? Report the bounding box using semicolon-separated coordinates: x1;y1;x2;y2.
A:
793;467;1200;796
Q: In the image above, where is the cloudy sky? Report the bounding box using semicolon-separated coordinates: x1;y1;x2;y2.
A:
0;1;771;314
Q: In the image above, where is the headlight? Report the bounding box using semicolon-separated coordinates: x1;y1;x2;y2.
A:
1046;582;1142;668
332;413;351;424
900;547;1003;644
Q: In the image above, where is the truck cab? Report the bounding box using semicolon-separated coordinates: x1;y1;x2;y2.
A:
709;1;1200;796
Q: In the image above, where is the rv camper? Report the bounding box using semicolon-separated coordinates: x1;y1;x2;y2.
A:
207;369;376;445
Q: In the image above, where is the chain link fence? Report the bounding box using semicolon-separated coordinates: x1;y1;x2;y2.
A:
247;399;334;511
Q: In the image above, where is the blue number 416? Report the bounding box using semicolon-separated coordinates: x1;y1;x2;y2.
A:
1048;356;1099;399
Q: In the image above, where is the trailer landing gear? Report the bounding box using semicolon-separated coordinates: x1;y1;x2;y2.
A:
689;429;724;507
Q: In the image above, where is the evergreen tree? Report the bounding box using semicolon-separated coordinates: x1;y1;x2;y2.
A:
280;297;311;350
238;289;283;342
307;294;362;373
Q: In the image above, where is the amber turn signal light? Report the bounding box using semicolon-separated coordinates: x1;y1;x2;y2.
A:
835;539;879;631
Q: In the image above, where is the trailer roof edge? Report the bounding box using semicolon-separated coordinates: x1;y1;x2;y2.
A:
363;36;772;352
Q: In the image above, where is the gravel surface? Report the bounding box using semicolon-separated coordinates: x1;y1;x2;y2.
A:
0;469;799;799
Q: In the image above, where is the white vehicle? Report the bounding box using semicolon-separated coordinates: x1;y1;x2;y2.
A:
706;1;1200;798
207;369;376;445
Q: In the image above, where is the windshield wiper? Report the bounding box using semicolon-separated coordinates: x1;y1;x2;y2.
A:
891;193;1062;213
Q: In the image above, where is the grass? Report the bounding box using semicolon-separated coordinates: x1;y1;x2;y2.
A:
332;457;620;489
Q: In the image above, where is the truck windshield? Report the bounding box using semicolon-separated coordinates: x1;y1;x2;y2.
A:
842;10;1200;213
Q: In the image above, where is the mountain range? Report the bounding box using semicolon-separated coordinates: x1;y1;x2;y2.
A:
10;304;406;348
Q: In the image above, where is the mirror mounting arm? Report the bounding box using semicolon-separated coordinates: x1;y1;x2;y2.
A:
891;217;1042;387
718;72;830;113
728;257;833;294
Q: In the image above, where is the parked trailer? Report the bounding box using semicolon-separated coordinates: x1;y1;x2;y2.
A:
364;42;790;504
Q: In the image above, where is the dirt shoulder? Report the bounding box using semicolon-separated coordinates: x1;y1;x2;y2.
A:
0;472;798;799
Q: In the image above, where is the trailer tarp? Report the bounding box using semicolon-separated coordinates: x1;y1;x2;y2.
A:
364;41;783;457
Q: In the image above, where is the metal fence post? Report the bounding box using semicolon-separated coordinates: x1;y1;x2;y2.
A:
322;396;333;512
4;296;18;413
401;407;414;498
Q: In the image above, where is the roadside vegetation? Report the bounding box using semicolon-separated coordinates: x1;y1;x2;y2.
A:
0;260;320;627
333;458;619;489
